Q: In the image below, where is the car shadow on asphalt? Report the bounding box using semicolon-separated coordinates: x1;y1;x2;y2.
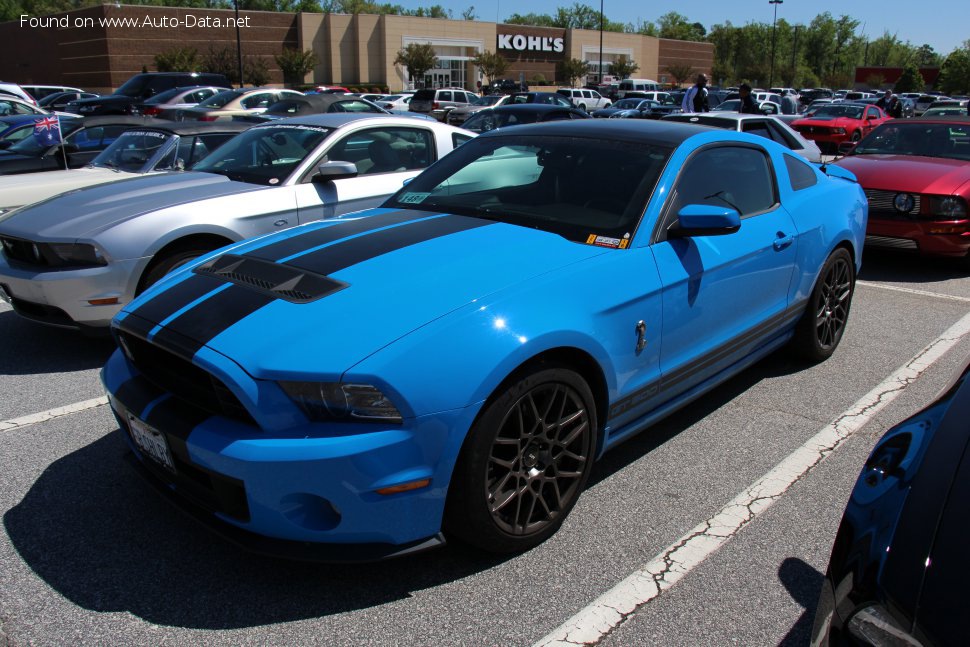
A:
0;310;115;375
777;557;825;646
859;248;968;284
3;431;512;630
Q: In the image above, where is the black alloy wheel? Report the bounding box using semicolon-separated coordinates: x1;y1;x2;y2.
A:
444;367;596;552
792;247;855;361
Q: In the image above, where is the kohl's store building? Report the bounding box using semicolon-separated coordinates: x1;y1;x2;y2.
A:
0;5;712;92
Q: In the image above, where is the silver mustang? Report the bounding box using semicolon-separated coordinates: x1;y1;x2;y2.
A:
0;114;474;331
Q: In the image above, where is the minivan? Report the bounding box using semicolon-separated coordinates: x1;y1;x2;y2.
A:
617;78;659;98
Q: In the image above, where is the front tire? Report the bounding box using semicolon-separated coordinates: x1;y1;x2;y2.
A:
444;367;596;553
791;248;855;362
136;247;211;295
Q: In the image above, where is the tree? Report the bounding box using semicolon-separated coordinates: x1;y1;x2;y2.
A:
937;42;970;95
203;45;240;85
461;6;476;20
894;61;925;93
394;43;438;88
608;56;638;80
245;56;271;86
275;47;317;86
557;58;591;87
155;47;200;73
472;50;509;86
657;11;705;42
665;64;695;86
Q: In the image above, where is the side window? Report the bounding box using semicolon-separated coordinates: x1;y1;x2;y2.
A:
453;132;473;148
765;121;802;150
322;127;435;176
741;120;773;141
438;91;453;102
242;93;271;109
784;154;818;191
68;127;104;149
582;91;593;99
663;146;777;229
544;111;571;122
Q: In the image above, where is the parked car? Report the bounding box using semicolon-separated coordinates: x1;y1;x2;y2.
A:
132;86;230;119
490;78;528;94
65;72;231;116
790;103;891;152
915;94;945;115
378;94;414;111
446;94;510;125
0;121;250;212
833;117;970;264
922;105;968;117
21;85;84;102
0;97;49;117
617;78;660;98
39;91;100;112
556;88;611;111
461;104;589;133
712;99;782;116
175;88;304;122
0;115;59;147
0;81;38;105
0;115;148;175
0;114;475;331
507;92;573;107
237;94;388;123
662;112;822;162
591;98;665;119
811;357;970;646
409;87;479;121
98;119;865;559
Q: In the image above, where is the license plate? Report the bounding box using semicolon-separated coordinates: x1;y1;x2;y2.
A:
127;412;176;473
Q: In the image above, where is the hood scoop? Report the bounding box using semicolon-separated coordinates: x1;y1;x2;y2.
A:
194;254;347;303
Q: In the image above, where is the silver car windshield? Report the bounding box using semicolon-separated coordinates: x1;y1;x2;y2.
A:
90;130;176;172
190;125;332;185
385;135;671;242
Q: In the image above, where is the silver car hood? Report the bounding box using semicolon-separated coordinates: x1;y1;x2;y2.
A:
0;172;268;240
0;167;139;212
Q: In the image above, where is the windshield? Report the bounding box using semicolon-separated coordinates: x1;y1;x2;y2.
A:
473;95;505;106
812;105;864;119
90;130;175;172
614;99;642;109
384;135;672;242
713;100;741;111
190;124;331;185
199;90;243;108
462;110;545;133
852;123;970;160
144;87;187;105
114;75;150;98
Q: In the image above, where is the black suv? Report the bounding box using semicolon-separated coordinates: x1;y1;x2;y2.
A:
65;72;231;116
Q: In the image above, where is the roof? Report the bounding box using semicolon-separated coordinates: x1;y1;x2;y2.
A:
264;94;386;116
475;118;713;147
252;113;445;129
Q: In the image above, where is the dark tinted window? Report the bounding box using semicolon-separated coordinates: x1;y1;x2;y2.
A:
741;120;773;140
413;89;435;101
784;154;817;191
667;146;776;219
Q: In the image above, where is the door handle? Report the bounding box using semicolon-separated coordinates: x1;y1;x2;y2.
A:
773;232;794;250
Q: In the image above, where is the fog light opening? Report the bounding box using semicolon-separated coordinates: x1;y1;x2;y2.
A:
87;297;119;306
376;479;432;495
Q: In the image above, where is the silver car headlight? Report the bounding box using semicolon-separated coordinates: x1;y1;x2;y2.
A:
279;381;403;423
47;242;108;267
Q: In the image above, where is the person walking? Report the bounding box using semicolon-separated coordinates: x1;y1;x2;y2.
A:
738;83;760;114
875;89;894;111
681;74;710;113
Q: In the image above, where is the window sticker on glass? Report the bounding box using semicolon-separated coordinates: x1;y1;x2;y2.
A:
399;192;430;204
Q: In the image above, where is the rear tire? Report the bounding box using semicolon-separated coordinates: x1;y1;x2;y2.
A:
444;366;596;553
791;248;855;362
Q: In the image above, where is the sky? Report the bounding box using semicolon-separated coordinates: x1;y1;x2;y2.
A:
400;0;969;57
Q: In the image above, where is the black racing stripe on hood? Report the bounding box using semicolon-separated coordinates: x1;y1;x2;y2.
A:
283;215;495;276
127;273;226;328
116;312;156;341
149;287;274;361
246;209;437;262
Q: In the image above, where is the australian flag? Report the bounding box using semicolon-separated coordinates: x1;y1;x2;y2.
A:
33;116;62;146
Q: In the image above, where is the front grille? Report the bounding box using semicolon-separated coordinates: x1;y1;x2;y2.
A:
119;331;258;427
864;189;922;216
0;236;45;267
865;235;919;250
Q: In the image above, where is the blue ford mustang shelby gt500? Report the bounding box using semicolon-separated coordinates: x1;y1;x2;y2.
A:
102;120;867;560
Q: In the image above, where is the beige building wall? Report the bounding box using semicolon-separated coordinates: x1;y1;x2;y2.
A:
383;16;494;91
568;29;659;82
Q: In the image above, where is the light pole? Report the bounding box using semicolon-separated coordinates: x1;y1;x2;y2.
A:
768;0;782;88
234;0;244;87
598;0;604;85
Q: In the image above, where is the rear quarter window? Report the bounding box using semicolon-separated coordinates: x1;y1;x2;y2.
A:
784;154;817;191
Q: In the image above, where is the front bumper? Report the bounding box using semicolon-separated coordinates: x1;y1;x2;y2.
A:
102;349;472;558
866;216;970;257
0;254;147;329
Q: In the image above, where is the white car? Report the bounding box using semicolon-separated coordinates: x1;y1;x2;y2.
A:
662;112;823;163
0;114;475;330
0;121;250;212
379;94;413;110
556;88;611;112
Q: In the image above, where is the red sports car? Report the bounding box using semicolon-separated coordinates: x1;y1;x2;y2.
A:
834;117;970;263
791;103;890;151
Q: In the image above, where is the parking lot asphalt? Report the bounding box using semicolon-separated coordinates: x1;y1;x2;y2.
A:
0;250;968;646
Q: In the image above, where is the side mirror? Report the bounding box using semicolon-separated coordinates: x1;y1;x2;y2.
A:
311;160;358;183
668;204;741;238
838;141;857;155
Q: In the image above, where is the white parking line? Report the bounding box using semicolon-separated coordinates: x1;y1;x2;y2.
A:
534;310;970;647
856;280;970;303
0;396;109;432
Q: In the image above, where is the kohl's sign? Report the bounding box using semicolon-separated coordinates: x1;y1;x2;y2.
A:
497;33;564;53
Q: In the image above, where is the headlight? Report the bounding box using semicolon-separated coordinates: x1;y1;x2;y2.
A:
46;242;108;267
929;195;968;219
279;381;403;423
833;127;846;134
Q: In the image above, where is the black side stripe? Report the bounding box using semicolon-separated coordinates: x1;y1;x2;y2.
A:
607;300;806;420
149;287;274;361
246;209;436;262
284;215;494;276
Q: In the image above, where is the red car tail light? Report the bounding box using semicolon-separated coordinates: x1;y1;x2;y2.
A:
142;106;161;116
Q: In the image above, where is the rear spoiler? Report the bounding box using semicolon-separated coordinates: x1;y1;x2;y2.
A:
817;162;857;183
